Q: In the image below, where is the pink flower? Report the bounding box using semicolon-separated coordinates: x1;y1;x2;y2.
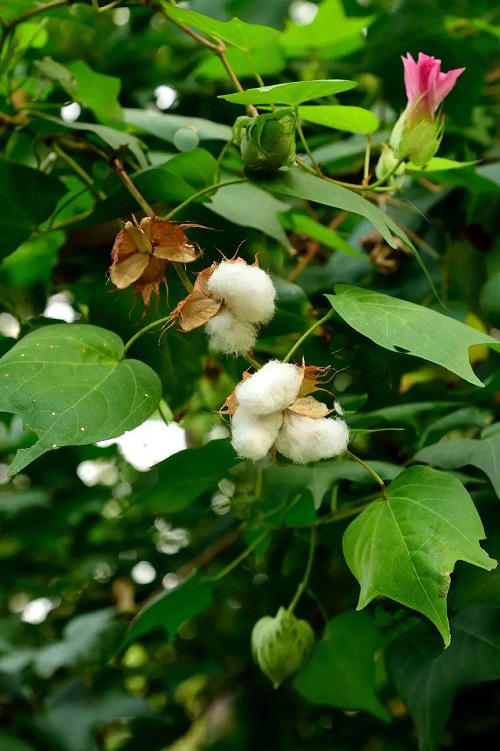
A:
402;52;465;121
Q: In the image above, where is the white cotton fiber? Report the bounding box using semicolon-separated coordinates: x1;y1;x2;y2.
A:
207;261;276;325
206;309;257;356
231;406;283;461
235;360;303;416
275;412;349;464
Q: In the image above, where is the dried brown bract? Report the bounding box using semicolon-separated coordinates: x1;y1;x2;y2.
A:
109;216;200;308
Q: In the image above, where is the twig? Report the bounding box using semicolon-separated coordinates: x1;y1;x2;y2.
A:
112;156;154;216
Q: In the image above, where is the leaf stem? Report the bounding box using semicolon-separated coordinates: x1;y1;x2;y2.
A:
174;263;193;292
282;308;335;363
122;315;172;356
363;135;371;185
205;530;269;581
243;353;262;370
163;177;247;221
295;111;322;176
346;451;387;499
52;141;105;199
288;528;316;613
112;157;154;216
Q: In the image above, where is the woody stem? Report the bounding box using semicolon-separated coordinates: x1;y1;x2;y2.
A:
112;157;154;216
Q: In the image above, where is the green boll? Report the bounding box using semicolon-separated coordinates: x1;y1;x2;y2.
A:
375;144;406;185
390;110;443;167
234;109;296;175
251;606;314;688
174;126;200;153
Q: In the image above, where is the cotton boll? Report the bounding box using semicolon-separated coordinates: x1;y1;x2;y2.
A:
275;412;349;464
207;261;276;325
231;406;283;461
236;360;303;416
206;309;257;356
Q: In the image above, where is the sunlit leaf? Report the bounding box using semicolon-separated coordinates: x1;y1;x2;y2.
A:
343;466;496;644
220;79;356;106
0;325;161;474
161;3;280;49
327;285;498;386
299;105;379;134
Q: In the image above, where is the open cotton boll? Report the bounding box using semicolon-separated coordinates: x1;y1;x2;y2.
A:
236;360;303;416
275;412;349;464
206;309;257;356
231;406;283;461
207;261;276;325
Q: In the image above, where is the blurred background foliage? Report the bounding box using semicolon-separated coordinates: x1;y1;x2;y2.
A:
0;1;499;750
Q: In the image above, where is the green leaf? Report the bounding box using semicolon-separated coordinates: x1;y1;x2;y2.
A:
133;439;239;512
415;432;500;498
407;157;479;171
299;106;379;134
35;56;75;91
36;58;123;123
260;169;409;250
265;460;401;509
219;79;356;106
294;610;390;721
0;157;65;259
194;43;284;80
123;108;232;143
29;115;147;168
206;180;290;246
453;536;500;611
123;572;213;646
387;609;500;751
343;466;496;645
0;325;161;475
281;210;365;258
68;60;123;123
327;285;498;387
280;0;375;56
73;162;196;227
161;3;280;50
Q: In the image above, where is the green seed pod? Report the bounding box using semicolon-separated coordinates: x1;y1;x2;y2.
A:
174;126;200;153
375;144;406;185
390;110;443;167
251;607;314;688
235;109;296;175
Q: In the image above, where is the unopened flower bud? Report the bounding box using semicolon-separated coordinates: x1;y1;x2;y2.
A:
251;607;314;688
234;110;296;175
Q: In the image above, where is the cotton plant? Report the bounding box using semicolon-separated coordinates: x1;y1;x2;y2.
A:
171;257;276;355
221;360;349;464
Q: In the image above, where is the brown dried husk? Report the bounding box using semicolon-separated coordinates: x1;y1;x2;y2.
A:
171;266;223;332
109;216;199;307
287;395;331;418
